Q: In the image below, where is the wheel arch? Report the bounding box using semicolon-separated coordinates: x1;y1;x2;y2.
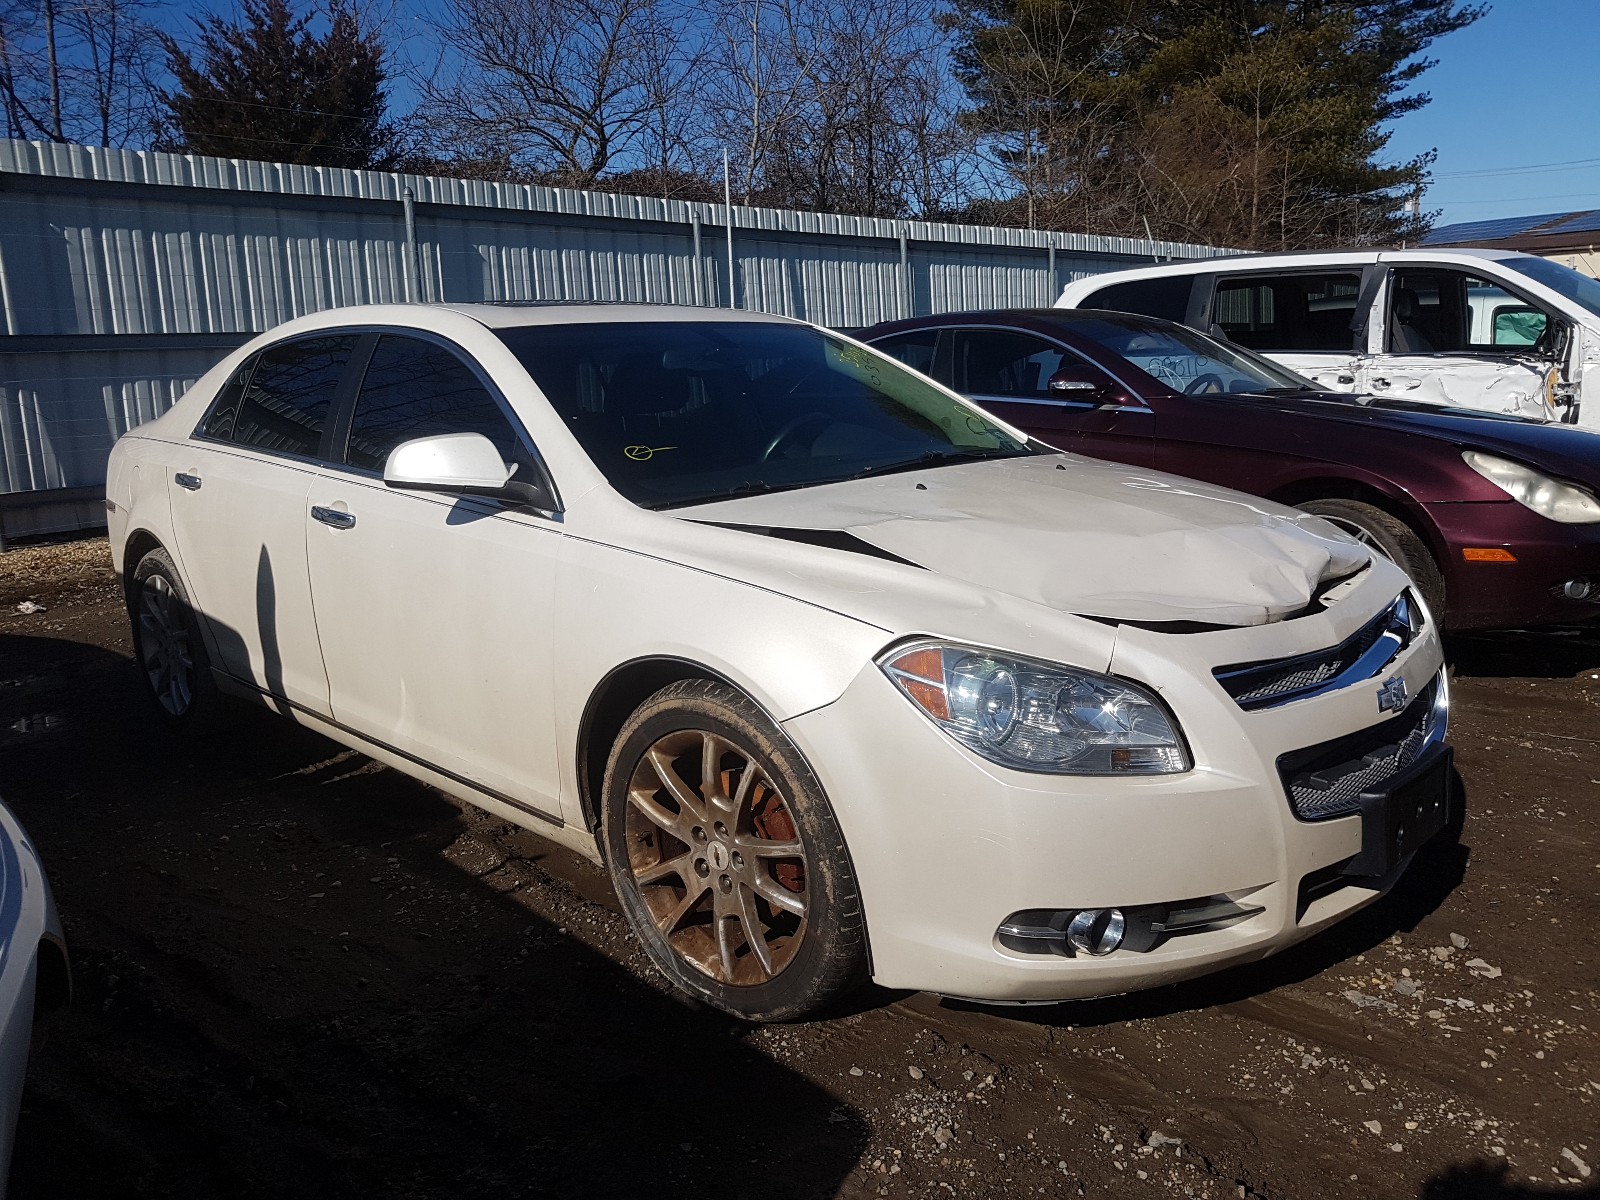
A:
1267;475;1447;565
121;528;166;605
576;656;752;837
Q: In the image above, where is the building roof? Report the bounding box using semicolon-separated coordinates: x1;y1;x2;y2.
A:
1423;209;1600;249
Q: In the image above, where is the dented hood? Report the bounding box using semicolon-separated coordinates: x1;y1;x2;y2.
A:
675;453;1369;627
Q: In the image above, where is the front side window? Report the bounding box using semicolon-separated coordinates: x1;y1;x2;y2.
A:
952;330;1066;398
1063;314;1317;395
1501;255;1600;320
497;321;1034;509
200;335;356;458
1389;269;1551;354
343;335;521;471
1213;272;1363;352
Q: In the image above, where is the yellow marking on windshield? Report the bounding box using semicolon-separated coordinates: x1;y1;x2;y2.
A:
624;444;677;461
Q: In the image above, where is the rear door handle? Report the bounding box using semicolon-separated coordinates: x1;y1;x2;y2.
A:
174;472;202;491
310;505;356;530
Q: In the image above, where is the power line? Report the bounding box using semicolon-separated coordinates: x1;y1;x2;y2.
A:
1432;190;1600;209
1436;157;1600;180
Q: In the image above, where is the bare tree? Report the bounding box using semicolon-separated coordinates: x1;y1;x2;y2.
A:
703;0;967;217
0;0;160;146
420;0;687;185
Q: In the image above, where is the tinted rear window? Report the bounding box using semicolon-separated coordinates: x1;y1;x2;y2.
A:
1080;276;1193;322
201;335;355;458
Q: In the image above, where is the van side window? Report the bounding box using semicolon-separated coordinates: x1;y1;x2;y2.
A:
1389;270;1549;354
1213;272;1363;352
1079;276;1193;322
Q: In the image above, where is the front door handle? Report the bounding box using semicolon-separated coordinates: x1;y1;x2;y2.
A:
174;472;202;491
310;505;356;530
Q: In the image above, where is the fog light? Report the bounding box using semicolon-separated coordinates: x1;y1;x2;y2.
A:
1561;576;1595;601
1065;908;1126;956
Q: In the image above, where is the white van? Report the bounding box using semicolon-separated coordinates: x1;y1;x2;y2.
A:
1055;248;1600;430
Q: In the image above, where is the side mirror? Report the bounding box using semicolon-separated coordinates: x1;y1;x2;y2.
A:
383;432;516;496
1047;365;1123;405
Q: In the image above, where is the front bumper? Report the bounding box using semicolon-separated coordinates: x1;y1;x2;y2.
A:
782;564;1449;1003
1431;500;1600;630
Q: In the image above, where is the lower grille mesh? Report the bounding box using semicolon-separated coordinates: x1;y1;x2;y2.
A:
1279;681;1439;820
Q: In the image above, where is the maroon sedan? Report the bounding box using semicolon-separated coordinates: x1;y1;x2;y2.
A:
862;309;1600;630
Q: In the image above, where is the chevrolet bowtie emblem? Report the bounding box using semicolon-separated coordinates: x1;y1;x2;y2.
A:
1377;675;1409;714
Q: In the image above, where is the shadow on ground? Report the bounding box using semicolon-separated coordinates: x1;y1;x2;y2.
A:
0;634;865;1200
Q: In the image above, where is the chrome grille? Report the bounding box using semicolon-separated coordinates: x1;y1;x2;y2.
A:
1278;681;1441;821
1215;593;1418;711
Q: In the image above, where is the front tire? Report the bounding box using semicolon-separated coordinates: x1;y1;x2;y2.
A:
1297;498;1446;618
600;679;867;1021
129;547;223;733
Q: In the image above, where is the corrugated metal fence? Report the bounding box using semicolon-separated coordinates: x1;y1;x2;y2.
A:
0;138;1225;536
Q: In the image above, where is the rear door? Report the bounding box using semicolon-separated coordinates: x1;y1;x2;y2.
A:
1209;270;1368;391
165;334;358;716
303;332;564;820
944;327;1155;466
1361;265;1559;418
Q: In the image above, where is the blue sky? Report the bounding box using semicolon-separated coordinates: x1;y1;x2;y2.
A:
1384;0;1600;230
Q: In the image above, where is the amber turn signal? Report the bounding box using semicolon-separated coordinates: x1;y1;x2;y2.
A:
1462;547;1517;563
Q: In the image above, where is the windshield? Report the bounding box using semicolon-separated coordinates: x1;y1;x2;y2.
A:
1501;255;1600;320
498;321;1035;509
1067;313;1322;394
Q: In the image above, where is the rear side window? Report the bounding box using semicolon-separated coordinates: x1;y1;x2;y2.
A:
1213;272;1362;352
1079;275;1193;323
871;329;941;378
201;335;356;458
343;335;521;472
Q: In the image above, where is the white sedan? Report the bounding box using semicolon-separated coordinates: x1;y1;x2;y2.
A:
107;304;1451;1020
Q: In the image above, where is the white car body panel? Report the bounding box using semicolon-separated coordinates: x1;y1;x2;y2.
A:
0;799;67;1195
1056;247;1600;429
108;301;1451;1004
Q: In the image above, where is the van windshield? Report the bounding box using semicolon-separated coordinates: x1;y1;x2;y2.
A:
498;321;1037;509
1502;256;1600;320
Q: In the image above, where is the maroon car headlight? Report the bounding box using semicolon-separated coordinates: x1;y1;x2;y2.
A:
879;641;1190;775
1462;451;1600;523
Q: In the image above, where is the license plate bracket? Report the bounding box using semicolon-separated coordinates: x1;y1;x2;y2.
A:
1341;746;1453;879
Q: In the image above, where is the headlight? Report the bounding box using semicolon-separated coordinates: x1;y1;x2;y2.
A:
1462;451;1600;523
879;641;1190;775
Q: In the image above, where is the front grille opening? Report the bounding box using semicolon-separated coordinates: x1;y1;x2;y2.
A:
1276;680;1440;821
1215;591;1418;711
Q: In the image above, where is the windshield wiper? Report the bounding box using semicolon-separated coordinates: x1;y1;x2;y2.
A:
848;448;1023;481
650;479;816;510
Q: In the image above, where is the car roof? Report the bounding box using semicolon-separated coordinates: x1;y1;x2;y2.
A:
431;302;805;329
1059;246;1531;287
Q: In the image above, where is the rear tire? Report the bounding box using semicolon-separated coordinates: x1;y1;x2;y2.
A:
129;547;223;734
1297;498;1446;618
601;679;868;1021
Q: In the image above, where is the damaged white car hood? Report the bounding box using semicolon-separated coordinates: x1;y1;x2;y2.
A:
676;453;1369;627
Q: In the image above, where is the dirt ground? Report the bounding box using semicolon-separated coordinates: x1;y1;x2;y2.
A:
0;536;1596;1200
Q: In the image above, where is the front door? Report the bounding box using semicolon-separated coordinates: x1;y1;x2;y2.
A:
947;328;1155;466
1361;266;1559;419
303;333;564;819
165;334;359;717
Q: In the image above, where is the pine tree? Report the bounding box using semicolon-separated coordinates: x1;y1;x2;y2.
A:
947;0;1484;247
157;0;399;169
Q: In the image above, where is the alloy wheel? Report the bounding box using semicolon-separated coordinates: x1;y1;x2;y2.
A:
623;729;808;985
138;574;194;716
